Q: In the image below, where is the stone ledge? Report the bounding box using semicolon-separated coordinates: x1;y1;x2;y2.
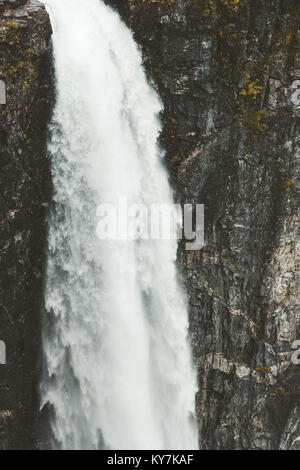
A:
0;0;46;20
0;0;27;12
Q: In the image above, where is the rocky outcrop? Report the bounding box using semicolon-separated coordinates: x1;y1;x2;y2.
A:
106;0;300;450
0;1;27;12
0;0;52;449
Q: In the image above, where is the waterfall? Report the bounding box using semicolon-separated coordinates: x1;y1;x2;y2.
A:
42;0;198;450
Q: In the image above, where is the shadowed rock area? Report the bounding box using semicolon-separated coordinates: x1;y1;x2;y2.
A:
0;0;52;449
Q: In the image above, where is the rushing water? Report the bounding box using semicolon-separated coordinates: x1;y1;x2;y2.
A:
42;0;198;450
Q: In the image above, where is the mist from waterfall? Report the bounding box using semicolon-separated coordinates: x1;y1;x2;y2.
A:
42;0;198;450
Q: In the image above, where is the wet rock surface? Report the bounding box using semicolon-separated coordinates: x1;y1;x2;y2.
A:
0;1;27;13
106;0;300;450
0;0;52;449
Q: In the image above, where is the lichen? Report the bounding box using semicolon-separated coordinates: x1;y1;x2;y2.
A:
0;59;36;79
240;73;264;99
7;21;19;29
243;109;270;133
220;0;240;11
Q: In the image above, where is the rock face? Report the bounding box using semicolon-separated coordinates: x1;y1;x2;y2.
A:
106;0;300;450
0;0;52;449
0;1;27;13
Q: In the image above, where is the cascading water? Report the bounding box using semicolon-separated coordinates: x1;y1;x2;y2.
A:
42;0;198;450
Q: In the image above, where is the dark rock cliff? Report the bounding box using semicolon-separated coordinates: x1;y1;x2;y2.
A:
106;0;300;450
0;0;52;449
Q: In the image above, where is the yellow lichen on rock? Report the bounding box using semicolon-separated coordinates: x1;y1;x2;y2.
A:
220;0;240;11
243;109;270;133
240;73;264;99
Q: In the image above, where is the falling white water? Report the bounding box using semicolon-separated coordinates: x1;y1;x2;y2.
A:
42;0;198;450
